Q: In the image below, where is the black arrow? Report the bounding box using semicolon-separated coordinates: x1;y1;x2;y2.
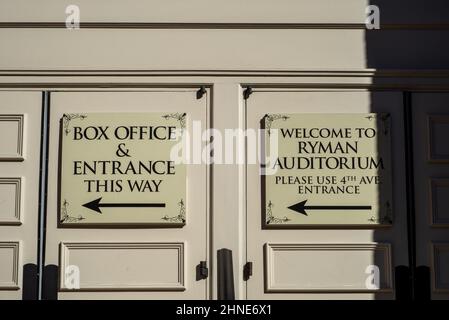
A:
288;200;371;216
82;197;166;214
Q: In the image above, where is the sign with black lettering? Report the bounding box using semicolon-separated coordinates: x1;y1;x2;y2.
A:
263;113;392;227
59;113;186;226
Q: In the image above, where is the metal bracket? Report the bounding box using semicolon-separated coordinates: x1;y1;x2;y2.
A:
196;261;209;280
243;87;253;100
243;262;253;281
196;86;207;99
198;261;209;279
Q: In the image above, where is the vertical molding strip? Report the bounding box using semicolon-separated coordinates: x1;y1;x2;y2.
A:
37;91;50;300
403;91;417;299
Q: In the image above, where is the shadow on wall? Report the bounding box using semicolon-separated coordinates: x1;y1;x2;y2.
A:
367;0;449;300
366;0;449;69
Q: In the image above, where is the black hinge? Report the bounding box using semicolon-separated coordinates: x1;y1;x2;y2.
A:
395;265;431;300
394;265;411;300
243;262;253;281
217;249;235;300
22;263;38;300
415;265;431;300
196;261;209;280
42;264;59;300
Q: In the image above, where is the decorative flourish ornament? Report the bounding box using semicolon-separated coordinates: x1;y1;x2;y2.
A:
62;114;87;136
161;199;186;223
265;114;290;135
266;201;290;224
162;113;186;129
368;201;392;224
60;199;85;223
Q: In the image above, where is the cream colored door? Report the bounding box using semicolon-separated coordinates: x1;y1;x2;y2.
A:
246;90;408;299
45;90;209;299
412;92;449;300
0;91;41;299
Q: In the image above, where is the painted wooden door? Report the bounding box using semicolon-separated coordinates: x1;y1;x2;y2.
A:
412;92;449;300
245;90;408;299
0;92;41;299
44;90;209;299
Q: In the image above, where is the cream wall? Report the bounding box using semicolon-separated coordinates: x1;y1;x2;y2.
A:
2;0;449;24
1;1;449;71
0;1;369;23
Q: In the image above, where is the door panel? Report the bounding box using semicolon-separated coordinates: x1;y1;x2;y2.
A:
45;90;209;299
245;90;407;299
0;91;41;299
412;92;449;299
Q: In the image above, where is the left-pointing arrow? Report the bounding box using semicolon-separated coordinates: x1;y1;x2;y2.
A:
288;200;372;216
82;197;166;214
